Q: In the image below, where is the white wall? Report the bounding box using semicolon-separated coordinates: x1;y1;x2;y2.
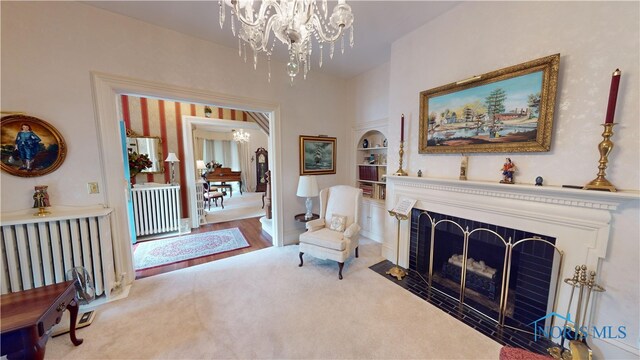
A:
1;2;348;242
348;62;390;124
349;2;639;358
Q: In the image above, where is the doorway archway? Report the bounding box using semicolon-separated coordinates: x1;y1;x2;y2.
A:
91;72;283;289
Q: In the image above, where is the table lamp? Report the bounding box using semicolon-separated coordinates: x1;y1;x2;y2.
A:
196;160;206;178
296;175;319;220
165;152;180;185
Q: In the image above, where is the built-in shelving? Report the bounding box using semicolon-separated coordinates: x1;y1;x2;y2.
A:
356;130;387;201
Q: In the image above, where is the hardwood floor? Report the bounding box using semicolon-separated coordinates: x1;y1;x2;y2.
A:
134;217;272;279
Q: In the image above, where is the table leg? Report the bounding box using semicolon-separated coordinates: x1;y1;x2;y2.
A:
239;181;243;195
67;299;84;346
20;327;46;360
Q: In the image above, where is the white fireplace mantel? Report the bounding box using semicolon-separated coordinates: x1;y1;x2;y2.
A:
385;175;638;264
388;176;639;211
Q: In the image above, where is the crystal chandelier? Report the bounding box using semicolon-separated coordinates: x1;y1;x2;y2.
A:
232;129;251;143
219;0;355;84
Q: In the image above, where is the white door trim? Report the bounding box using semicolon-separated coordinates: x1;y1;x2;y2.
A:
90;71;284;291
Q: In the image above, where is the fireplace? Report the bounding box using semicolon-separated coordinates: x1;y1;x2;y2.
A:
410;208;562;333
381;176;633;350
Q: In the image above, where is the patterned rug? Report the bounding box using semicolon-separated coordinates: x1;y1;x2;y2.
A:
134;228;250;270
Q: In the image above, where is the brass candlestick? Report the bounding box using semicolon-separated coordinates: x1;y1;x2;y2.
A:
583;123;617;192
386;210;409;280
393;141;408;176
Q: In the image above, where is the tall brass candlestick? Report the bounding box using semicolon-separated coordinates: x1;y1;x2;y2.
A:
583;123;617;192
393;141;408;176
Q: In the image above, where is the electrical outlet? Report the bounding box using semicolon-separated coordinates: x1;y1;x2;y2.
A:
87;182;99;194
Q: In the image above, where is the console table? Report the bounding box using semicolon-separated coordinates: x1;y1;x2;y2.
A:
1;281;83;359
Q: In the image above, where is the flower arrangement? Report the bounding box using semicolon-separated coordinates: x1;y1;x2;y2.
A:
206;161;222;170
128;152;152;177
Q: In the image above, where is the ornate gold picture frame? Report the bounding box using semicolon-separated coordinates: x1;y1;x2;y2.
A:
419;54;560;154
299;135;336;175
1;115;67;177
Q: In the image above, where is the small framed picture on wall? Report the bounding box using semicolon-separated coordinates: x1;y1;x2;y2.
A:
299;135;336;175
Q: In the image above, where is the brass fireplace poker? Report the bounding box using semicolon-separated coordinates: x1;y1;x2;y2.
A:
549;265;606;360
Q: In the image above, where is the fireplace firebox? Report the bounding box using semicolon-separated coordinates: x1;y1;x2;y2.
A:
410;208;563;334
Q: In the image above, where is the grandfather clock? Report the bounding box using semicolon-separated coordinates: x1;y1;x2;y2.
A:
255;147;268;192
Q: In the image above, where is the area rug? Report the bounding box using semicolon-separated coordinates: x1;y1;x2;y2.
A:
133;228;250;270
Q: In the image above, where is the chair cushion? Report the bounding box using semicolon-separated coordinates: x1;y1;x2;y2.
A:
204;191;223;199
324;186;359;229
299;228;345;251
329;214;347;232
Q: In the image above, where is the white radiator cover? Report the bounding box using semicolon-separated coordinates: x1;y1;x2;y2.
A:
131;185;181;236
0;207;116;298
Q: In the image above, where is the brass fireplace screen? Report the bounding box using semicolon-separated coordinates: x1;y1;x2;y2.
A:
412;210;565;334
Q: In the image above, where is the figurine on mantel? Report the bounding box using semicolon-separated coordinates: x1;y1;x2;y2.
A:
500;158;516;184
460;155;468;181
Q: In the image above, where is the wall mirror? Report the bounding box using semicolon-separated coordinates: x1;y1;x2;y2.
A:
125;129;164;173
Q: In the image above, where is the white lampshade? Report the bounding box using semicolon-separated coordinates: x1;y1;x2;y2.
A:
196;160;206;170
164;153;180;162
296;176;319;197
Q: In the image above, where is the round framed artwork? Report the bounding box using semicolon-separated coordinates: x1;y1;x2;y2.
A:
1;114;67;177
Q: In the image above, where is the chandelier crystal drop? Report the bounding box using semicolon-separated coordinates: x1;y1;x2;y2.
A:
219;0;355;84
232;129;251;143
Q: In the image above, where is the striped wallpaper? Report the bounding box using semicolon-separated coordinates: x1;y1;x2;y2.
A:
120;95;250;217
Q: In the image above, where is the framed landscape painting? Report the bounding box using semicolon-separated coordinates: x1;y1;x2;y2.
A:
419;54;560;154
299;135;336;175
1;114;67;177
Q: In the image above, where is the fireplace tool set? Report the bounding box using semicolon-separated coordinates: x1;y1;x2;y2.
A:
549;265;606;360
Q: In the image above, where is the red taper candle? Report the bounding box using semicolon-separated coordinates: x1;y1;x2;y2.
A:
604;69;621;124
400;114;405;142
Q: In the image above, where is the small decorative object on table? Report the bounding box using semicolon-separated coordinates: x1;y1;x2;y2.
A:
362;138;368;148
500;158;516;184
204;106;212;118
535;176;544;186
417;170;422;177
382;138;387;147
32;185;50;216
584;69;621;192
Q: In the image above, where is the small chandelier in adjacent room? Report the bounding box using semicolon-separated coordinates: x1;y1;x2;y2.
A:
219;0;355;84
232;129;251;143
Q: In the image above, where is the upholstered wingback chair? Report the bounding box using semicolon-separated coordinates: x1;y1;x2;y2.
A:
298;185;363;279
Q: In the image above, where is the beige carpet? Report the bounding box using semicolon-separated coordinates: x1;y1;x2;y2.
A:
205;191;265;224
47;239;502;359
